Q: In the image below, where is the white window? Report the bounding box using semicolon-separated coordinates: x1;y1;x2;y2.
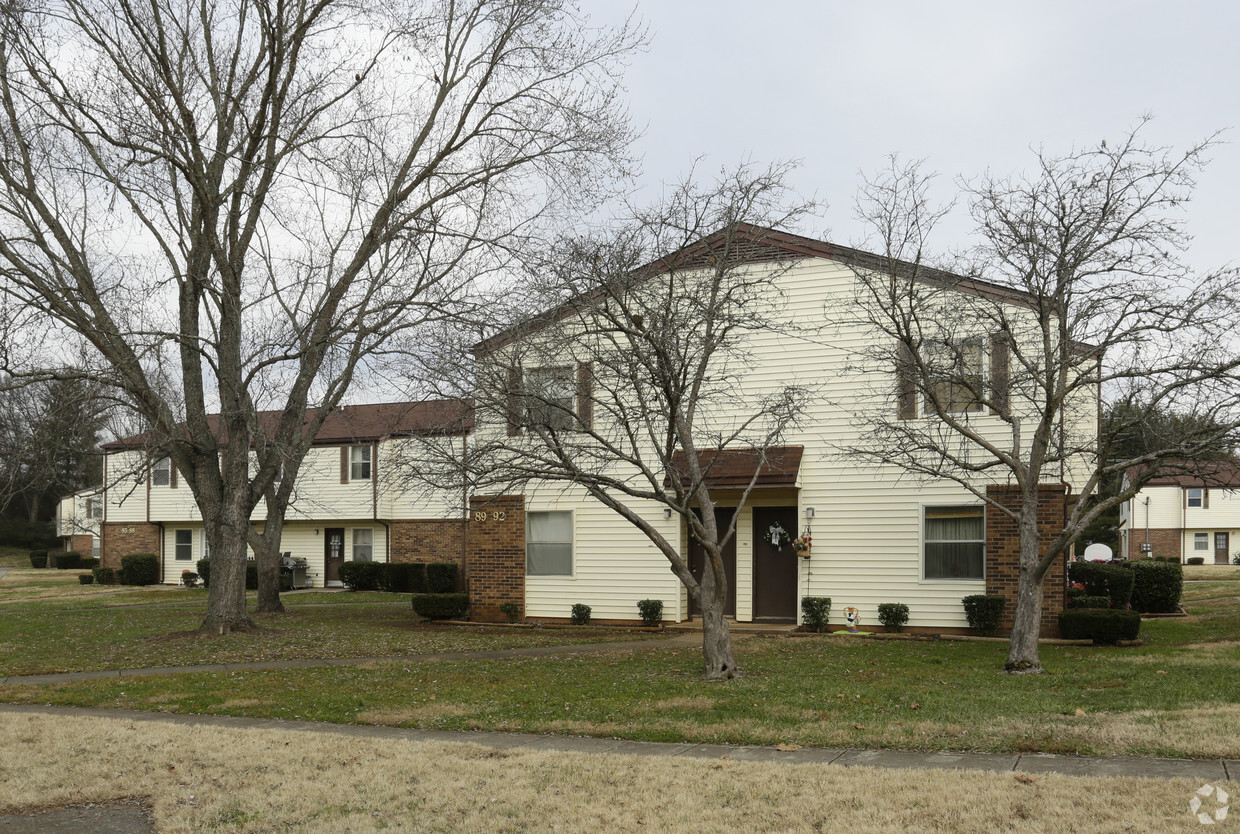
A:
525;366;575;430
153;457;172;487
1187;488;1204;508
175;529;193;561
349;445;372;481
352;528;373;562
527;511;572;576
926;338;984;413
202;535;210;560
86;498;102;519
1195;533;1210;551
924;506;985;579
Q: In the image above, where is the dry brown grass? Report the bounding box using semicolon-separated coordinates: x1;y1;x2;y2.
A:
0;711;1226;833
1183;565;1240;581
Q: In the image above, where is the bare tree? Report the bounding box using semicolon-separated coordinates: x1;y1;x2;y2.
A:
416;163;815;679
840;125;1240;673
0;0;641;631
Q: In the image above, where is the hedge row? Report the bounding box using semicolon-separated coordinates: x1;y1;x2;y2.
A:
1058;609;1141;644
338;561;459;593
411;593;469;620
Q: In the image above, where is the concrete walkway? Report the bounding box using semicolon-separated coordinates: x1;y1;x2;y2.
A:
0;702;1232;783
0;633;704;686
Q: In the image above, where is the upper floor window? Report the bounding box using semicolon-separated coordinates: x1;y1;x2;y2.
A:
152;457;172;486
924;506;985;580
350;445;371;481
927;338;984;413
525;366;576;430
86;498;102;519
1186;488;1205;509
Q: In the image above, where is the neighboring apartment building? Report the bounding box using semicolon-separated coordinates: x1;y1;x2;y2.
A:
96;402;471;586
1118;462;1240;564
55;487;104;557
91;225;1095;632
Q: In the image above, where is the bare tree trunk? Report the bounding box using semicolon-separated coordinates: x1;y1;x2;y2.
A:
696;552;737;680
253;521;285;614
1004;507;1044;673
199;492;254;634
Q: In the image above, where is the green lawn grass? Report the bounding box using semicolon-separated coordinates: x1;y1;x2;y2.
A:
0;546;33;568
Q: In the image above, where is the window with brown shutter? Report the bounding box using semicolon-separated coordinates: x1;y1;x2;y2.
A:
989;334;1010;417
576;362;593;430
896;341;917;420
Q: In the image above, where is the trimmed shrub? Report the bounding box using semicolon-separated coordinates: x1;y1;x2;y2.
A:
28;550;48;569
637;599;664;628
962;594;1006;636
120;553;159;586
877;603;910;633
1127;559;1183;614
499;602;521;623
80;557;100;570
1058;608;1141;644
1068;561;1133;608
411;593;469;620
54;551;82;569
339;560;383;591
426;562;459;593
92;566;116;585
380;562;423;593
197;558;211;587
1070;595;1113;609
570;603;592;625
1187;556;1205;566
801;596;831;633
180;571;200;588
78;574;94;585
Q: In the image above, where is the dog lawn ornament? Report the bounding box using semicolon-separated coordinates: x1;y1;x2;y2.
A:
845;607;860;633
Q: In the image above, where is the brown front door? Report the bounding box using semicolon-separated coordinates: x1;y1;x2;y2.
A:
1216;532;1230;566
325;528;345;583
688;508;737;618
752;506;799;622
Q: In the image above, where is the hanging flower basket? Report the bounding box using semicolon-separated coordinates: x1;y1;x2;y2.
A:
792;534;812;557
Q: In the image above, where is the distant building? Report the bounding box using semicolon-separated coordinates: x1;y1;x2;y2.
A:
1119;462;1240;564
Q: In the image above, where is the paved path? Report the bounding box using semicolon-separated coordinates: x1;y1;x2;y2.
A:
0;633;704;686
0;702;1232;783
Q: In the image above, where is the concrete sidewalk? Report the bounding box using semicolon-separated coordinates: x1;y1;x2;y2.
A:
0;702;1232;783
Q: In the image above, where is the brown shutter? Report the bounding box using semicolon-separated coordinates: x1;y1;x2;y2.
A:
1204;489;1210;509
170;462;178;489
989;334;1010;417
576;362;594;430
896;341;917;420
340;446;349;484
506;365;523;437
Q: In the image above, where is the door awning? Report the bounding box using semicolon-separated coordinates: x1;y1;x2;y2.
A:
666;446;803;489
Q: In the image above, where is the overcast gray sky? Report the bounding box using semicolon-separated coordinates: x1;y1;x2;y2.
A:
581;0;1239;273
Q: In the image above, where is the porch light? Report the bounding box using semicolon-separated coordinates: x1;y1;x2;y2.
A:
663;508;672;519
805;507;815;519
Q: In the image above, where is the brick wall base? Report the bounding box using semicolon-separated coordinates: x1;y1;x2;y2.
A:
61;534;93;554
389;520;467;567
985;485;1069;637
467;495;525;623
1124;528;1182;561
100;522;161;571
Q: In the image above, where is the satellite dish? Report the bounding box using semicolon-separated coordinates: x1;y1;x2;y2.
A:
1083;543;1113;562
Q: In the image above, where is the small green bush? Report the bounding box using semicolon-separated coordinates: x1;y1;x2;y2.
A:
55;550;82;569
121;553;159;586
570;603;592;625
1068;562;1133;608
800;597;832;633
1070;595;1112;609
78;574;94;585
637;599;664;628
1058;608;1141;644
1187;556;1205;566
411;593;469;620
339;560;383;591
28;550;48;569
197;558;211;587
499;602;521;623
181;571;201;588
426;562;459;593
1127;559;1183;613
92;566;116;585
380;562;423;593
877;602;910;632
80;557;100;570
962;594;1006;636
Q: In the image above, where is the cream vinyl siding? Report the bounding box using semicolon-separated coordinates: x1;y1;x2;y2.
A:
488;258;1076;629
105;450;150;522
377;437;466;519
158;521;388;586
282;446;374;521
1123;486;1240;533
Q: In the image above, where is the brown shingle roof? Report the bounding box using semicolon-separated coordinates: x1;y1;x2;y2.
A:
666;445;803;489
102;399;472;451
1125;460;1240;489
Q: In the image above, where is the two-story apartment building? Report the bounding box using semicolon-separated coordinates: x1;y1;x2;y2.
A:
1119;462;1240;564
55;487;104;557
97;401;471;586
92;225;1094;632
